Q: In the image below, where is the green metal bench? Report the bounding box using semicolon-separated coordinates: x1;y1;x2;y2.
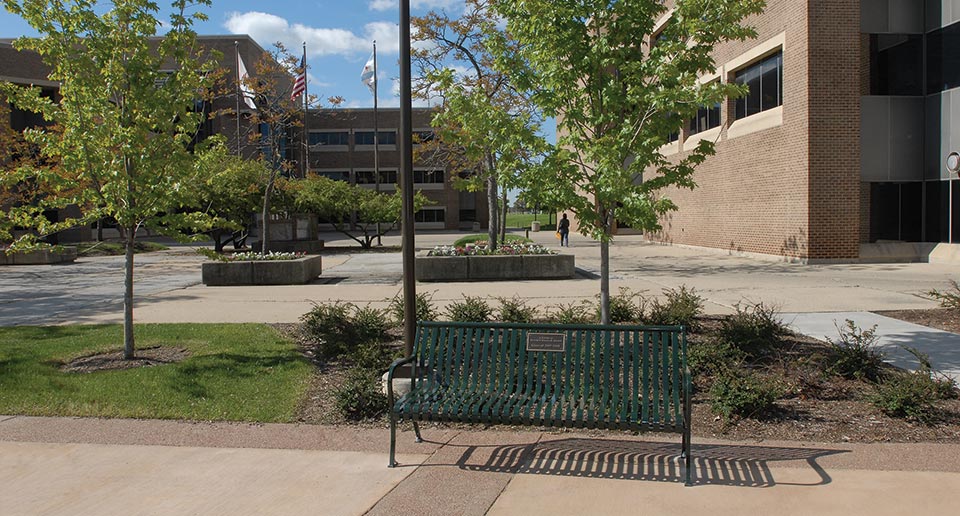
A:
387;321;693;485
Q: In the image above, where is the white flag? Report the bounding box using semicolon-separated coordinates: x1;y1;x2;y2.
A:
360;52;376;95
237;52;257;110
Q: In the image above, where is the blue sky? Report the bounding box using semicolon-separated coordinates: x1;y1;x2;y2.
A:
0;0;467;109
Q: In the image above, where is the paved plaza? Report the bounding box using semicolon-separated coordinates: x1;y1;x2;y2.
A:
3;231;960;515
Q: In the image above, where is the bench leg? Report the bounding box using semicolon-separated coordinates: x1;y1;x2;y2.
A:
413;420;423;443
682;425;692;486
388;411;398;468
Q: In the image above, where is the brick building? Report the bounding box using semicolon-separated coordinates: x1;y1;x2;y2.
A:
606;0;960;262
305;108;488;231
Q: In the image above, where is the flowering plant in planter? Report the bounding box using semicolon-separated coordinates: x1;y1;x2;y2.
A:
197;248;306;262
427;243;555;256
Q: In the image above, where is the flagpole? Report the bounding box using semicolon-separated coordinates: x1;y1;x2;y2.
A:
235;41;241;157
373;40;382;246
301;42;308;179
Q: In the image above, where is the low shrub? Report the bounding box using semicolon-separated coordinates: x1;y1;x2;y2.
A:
598;287;645;324
646;285;704;329
334;367;388;421
301;302;391;361
301;301;354;359
388;291;437;323
497;296;537;323
688;339;745;378
352;305;389;344
867;348;956;425
349;340;396;371
709;370;784;422
715;302;789;357
926;279;960;310
446;295;493;322
828;319;885;382
549;301;596;325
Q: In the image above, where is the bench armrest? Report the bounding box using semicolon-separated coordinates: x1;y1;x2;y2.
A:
386;355;417;407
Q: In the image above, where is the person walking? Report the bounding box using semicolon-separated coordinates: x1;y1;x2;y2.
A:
558;213;570;247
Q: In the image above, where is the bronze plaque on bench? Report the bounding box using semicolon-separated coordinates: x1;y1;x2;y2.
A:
526;332;566;352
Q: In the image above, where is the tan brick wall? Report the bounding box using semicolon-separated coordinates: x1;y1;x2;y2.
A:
643;0;861;261
651;0;813;259
806;0;861;259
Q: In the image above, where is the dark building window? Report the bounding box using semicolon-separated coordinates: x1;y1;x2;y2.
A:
459;209;477;222
869;182;922;242
354;130;397;145
923;180;960;243
735;51;783;120
415;208;445;223
309;131;349;147
927;21;960;94
356;170;398;185
869;34;923;96
689;102;721;135
317;171;349;182
413;169;444;184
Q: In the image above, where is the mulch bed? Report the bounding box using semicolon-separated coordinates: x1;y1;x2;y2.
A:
280;313;960;443
61;346;190;373
875;308;960;335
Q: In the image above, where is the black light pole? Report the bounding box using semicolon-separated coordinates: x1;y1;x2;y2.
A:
399;0;417;356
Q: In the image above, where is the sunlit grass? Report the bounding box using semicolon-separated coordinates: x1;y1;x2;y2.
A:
0;324;312;422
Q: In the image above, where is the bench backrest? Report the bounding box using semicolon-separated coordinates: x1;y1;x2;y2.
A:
411;321;688;429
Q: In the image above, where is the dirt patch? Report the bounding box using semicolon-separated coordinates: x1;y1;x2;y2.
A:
61;346;190;373
876;308;960;335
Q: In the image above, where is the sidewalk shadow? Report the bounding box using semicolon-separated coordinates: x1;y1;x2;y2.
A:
457;438;848;487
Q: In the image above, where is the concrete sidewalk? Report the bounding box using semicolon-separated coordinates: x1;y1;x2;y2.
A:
2;416;959;516
5;231;960;327
785;312;960;382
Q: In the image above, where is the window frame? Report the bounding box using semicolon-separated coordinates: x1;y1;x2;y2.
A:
733;51;783;121
308;130;350;150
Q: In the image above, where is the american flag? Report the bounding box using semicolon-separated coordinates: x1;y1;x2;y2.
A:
291;53;306;101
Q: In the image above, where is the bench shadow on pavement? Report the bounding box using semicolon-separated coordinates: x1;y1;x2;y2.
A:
455;438;848;487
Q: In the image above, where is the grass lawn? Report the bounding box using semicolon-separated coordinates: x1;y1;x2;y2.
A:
504;212;556;230
0;324;312;422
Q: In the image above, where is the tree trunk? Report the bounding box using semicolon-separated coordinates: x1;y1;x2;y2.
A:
123;224;136;359
600;237;610;324
499;188;507;244
96;218;103;242
486;154;498;249
261;181;273;253
599;206;612;325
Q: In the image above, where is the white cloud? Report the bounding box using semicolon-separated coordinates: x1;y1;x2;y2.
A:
224;12;404;57
369;0;462;12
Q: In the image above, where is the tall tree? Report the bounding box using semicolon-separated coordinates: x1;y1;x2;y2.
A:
1;0;215;358
191;138;269;253
234;43;341;252
491;0;764;323
290;175;431;249
413;0;543;249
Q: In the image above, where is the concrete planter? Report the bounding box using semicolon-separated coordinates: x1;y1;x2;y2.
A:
0;247;77;265
202;255;322;286
415;253;574;282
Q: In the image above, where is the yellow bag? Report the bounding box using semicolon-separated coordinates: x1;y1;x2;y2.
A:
555;232;561;239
